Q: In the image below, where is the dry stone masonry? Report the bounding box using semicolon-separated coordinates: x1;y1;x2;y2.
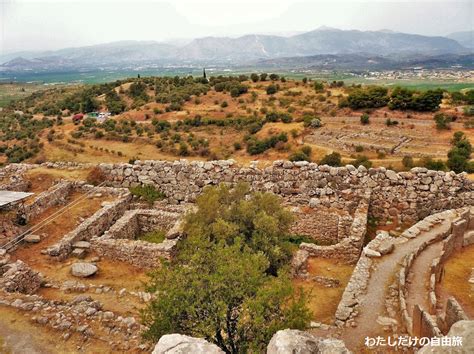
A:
91;209;183;268
99;160;473;225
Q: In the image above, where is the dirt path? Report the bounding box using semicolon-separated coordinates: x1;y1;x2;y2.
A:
405;241;443;314
341;220;453;350
0;306;78;354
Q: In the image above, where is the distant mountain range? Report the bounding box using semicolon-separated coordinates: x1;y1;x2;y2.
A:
1;28;472;73
447;30;474;49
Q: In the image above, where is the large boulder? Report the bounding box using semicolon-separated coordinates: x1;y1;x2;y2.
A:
419;320;474;353
267;329;351;354
71;263;98;278
152;334;224;354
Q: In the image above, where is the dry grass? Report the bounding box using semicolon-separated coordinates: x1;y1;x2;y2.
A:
20;78;474;168
25;168;92;192
293;257;354;324
439;244;474;317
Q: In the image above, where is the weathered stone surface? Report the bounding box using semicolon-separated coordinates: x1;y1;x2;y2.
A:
152;334;224;354
267;329;351;354
72;248;86;259
419;320;474;353
464;231;474;247
23;234;41;243
376;241;395;255
73;241;91;249
364;247;381;258
71;263;98;278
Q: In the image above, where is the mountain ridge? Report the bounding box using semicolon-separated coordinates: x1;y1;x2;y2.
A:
1;27;471;72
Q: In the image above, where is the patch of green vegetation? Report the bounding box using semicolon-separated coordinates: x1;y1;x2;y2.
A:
129;184;165;205
139;229;166;244
142;183;310;353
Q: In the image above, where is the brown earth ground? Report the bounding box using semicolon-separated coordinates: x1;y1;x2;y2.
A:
437;244;474;318
293;257;354;324
1;176;150;352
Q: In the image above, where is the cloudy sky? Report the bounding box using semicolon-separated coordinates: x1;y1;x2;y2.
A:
1;0;472;53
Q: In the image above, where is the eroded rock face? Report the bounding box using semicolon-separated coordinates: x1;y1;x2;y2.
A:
419;320;474;354
152;334;224;354
71;263;98;278
266;329;351;354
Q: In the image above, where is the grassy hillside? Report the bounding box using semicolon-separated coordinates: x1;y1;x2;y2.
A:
1;74;473;172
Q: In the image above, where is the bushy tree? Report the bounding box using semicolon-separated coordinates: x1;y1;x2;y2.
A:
320;152;342;166
269;73;279;81
142;183;310;353
250;73;260;82
447;132;472;173
346;86;389;109
266;84;278;95
433;113;452;130
389;87;443;112
313;81;324;92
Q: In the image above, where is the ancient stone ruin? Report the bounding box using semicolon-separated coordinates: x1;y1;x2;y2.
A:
0;160;472;352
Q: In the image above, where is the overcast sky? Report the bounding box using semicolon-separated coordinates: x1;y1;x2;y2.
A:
1;0;472;53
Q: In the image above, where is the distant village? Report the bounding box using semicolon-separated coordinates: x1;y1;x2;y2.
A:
358;68;474;81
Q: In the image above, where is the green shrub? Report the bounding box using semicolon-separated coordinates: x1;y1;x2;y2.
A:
360;113;370;125
320;152;342;167
139;229;166;244
129;184;165;205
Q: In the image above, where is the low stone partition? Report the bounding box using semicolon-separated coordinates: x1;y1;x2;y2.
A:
46;193;132;260
23;181;74;222
396;208;472;337
298;194;369;265
91;209;182;268
100;209;181;240
92;238;178;269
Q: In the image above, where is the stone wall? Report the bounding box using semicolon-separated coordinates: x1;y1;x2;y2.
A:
23;181;74;222
99;209;181;240
395;208;473;337
91;209;182;268
92;238;178;269
46;193;132;260
290;206;352;245
5;161;473;226
0;164;36;192
299;194;369;264
98;160;473;225
0;260;43;294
